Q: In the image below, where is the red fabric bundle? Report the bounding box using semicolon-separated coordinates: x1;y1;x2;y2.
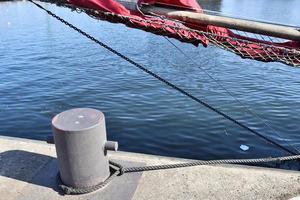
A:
68;0;300;65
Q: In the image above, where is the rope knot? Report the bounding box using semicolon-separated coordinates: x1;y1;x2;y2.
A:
59;184;72;195
118;167;125;176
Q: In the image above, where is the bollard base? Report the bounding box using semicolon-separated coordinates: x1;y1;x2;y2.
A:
6;155;144;200
57;162;122;195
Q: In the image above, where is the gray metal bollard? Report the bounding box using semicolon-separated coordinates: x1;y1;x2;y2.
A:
52;108;118;189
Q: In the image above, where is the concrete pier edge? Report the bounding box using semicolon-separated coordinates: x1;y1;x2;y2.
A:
1;135;300;200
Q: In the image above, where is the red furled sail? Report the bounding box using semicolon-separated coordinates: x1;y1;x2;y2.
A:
63;0;300;66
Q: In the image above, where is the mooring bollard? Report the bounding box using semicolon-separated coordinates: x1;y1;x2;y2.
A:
52;108;118;189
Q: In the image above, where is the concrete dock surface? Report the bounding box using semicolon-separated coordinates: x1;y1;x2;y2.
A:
1;136;300;200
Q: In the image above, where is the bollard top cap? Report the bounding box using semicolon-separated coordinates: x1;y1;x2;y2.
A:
52;108;105;132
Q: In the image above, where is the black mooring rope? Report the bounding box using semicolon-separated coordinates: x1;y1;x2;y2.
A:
119;154;300;174
28;0;297;155
59;155;300;194
163;36;300;154
57;161;121;195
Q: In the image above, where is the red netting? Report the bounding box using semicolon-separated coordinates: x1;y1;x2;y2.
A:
45;0;300;66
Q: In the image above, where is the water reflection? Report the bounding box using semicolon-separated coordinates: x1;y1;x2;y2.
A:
220;0;300;26
198;0;222;11
1;0;300;168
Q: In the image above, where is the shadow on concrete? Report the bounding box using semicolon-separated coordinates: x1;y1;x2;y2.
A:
0;150;61;194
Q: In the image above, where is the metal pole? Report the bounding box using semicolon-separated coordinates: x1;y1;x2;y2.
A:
140;5;300;41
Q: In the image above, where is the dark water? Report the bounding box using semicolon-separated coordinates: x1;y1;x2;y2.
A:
1;0;300;164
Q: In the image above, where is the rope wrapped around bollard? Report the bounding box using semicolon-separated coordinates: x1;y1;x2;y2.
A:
48;108;300;195
58;155;300;194
57;161;123;195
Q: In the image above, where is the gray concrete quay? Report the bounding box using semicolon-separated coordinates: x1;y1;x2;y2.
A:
1;136;300;200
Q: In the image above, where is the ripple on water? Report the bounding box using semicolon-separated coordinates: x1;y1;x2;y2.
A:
1;1;300;166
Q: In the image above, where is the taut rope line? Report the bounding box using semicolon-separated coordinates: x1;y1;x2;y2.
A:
28;0;297;155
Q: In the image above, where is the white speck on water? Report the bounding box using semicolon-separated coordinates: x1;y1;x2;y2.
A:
240;145;249;151
240;144;249;151
75;121;80;124
7;22;11;26
78;115;84;118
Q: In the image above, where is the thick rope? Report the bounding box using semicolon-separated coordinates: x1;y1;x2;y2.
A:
120;154;300;174
28;0;297;156
57;161;121;195
58;155;300;194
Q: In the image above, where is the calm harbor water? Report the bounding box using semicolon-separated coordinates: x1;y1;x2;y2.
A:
1;0;300;165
